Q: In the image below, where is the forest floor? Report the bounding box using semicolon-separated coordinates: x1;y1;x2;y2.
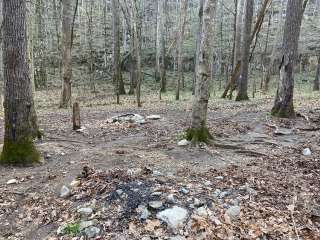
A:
0;87;320;240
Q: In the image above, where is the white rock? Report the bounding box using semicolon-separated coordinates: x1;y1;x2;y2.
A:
195;207;208;217
166;194;176;204
140;208;151;220
178;139;190;146
70;180;80;188
149;201;163;209
57;223;67;235
169;236;186;240
60;185;71;198
6;179;18;185
157;206;188;229
303;148;312;156
77;207;93;217
84;226;100;238
146;115;161;120
225;206;241;220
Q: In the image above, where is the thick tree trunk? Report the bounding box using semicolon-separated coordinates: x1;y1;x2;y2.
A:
233;0;244;67
235;0;254;101
187;0;216;144
1;0;40;165
271;0;304;118
176;0;188;100
112;0;126;101
313;56;320;91
60;0;72;108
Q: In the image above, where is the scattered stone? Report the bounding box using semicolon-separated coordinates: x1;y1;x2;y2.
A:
140;207;151;220
112;114;146;124
215;176;224;180
195;207;208;217
6;179;18;185
166;194;176;204
204;181;212;186
149;201;163;209
84;226;100;238
156;206;188;229
70;180;80;188
178;139;190;146
303;148;312;156
152;170;163;176
127;168;142;176
213;189;221;198
225;206;241;220
79;220;96;231
151;191;162;196
60;185;71;198
57;223;67;235
146;115;161;120
78;207;93;217
116;189;124;196
219;191;231;198
180;187;189;194
169;236;186;240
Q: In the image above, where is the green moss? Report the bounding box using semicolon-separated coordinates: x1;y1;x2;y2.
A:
0;139;40;166
186;127;213;144
64;223;80;236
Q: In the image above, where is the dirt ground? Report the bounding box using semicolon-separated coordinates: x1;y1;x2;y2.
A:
0;89;319;239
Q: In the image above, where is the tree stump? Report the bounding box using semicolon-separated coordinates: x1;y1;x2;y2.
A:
72;102;81;130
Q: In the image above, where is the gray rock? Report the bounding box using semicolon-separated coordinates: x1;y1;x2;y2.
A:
219;191;231;198
195;207;208;217
149;201;163;209
6;179;18;185
166;194;176;204
77;207;93;217
116;189;124;196
146;115;161;120
215;176;224;180
213;189;221;198
178;139;190;146
79;220;96;231
84;226;100;238
151;191;162;196
169;236;186;240
57;223;67;235
140;208;151;220
303;148;312;156
225;206;241;220
152;170;163;176
180;187;189;194
60;185;71;198
157;206;188;229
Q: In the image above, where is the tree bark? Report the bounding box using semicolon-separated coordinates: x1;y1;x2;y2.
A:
132;0;142;107
156;0;167;93
235;0;254;101
188;0;216;143
1;0;40;165
271;0;304;118
313;55;320;91
176;0;188;100
112;0;126;101
60;0;72;108
72;102;81;130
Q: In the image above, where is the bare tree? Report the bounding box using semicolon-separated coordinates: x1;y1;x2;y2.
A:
60;0;72;108
176;0;188;100
271;0;304;118
1;0;40;165
187;0;216;143
235;0;254;101
313;55;320;91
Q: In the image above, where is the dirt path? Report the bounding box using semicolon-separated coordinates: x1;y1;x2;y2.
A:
0;94;319;239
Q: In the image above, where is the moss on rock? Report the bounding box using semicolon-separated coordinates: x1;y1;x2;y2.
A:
0;139;40;166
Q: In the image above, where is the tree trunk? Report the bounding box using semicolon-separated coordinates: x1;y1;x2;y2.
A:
112;0;126;100
176;0;188;100
187;0;216;144
313;55;320;91
193;0;204;95
235;0;254;101
271;0;304;118
233;0;244;67
132;0;142;107
34;0;47;89
156;0;167;92
1;0;40;165
60;0;72;108
72;102;81;130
